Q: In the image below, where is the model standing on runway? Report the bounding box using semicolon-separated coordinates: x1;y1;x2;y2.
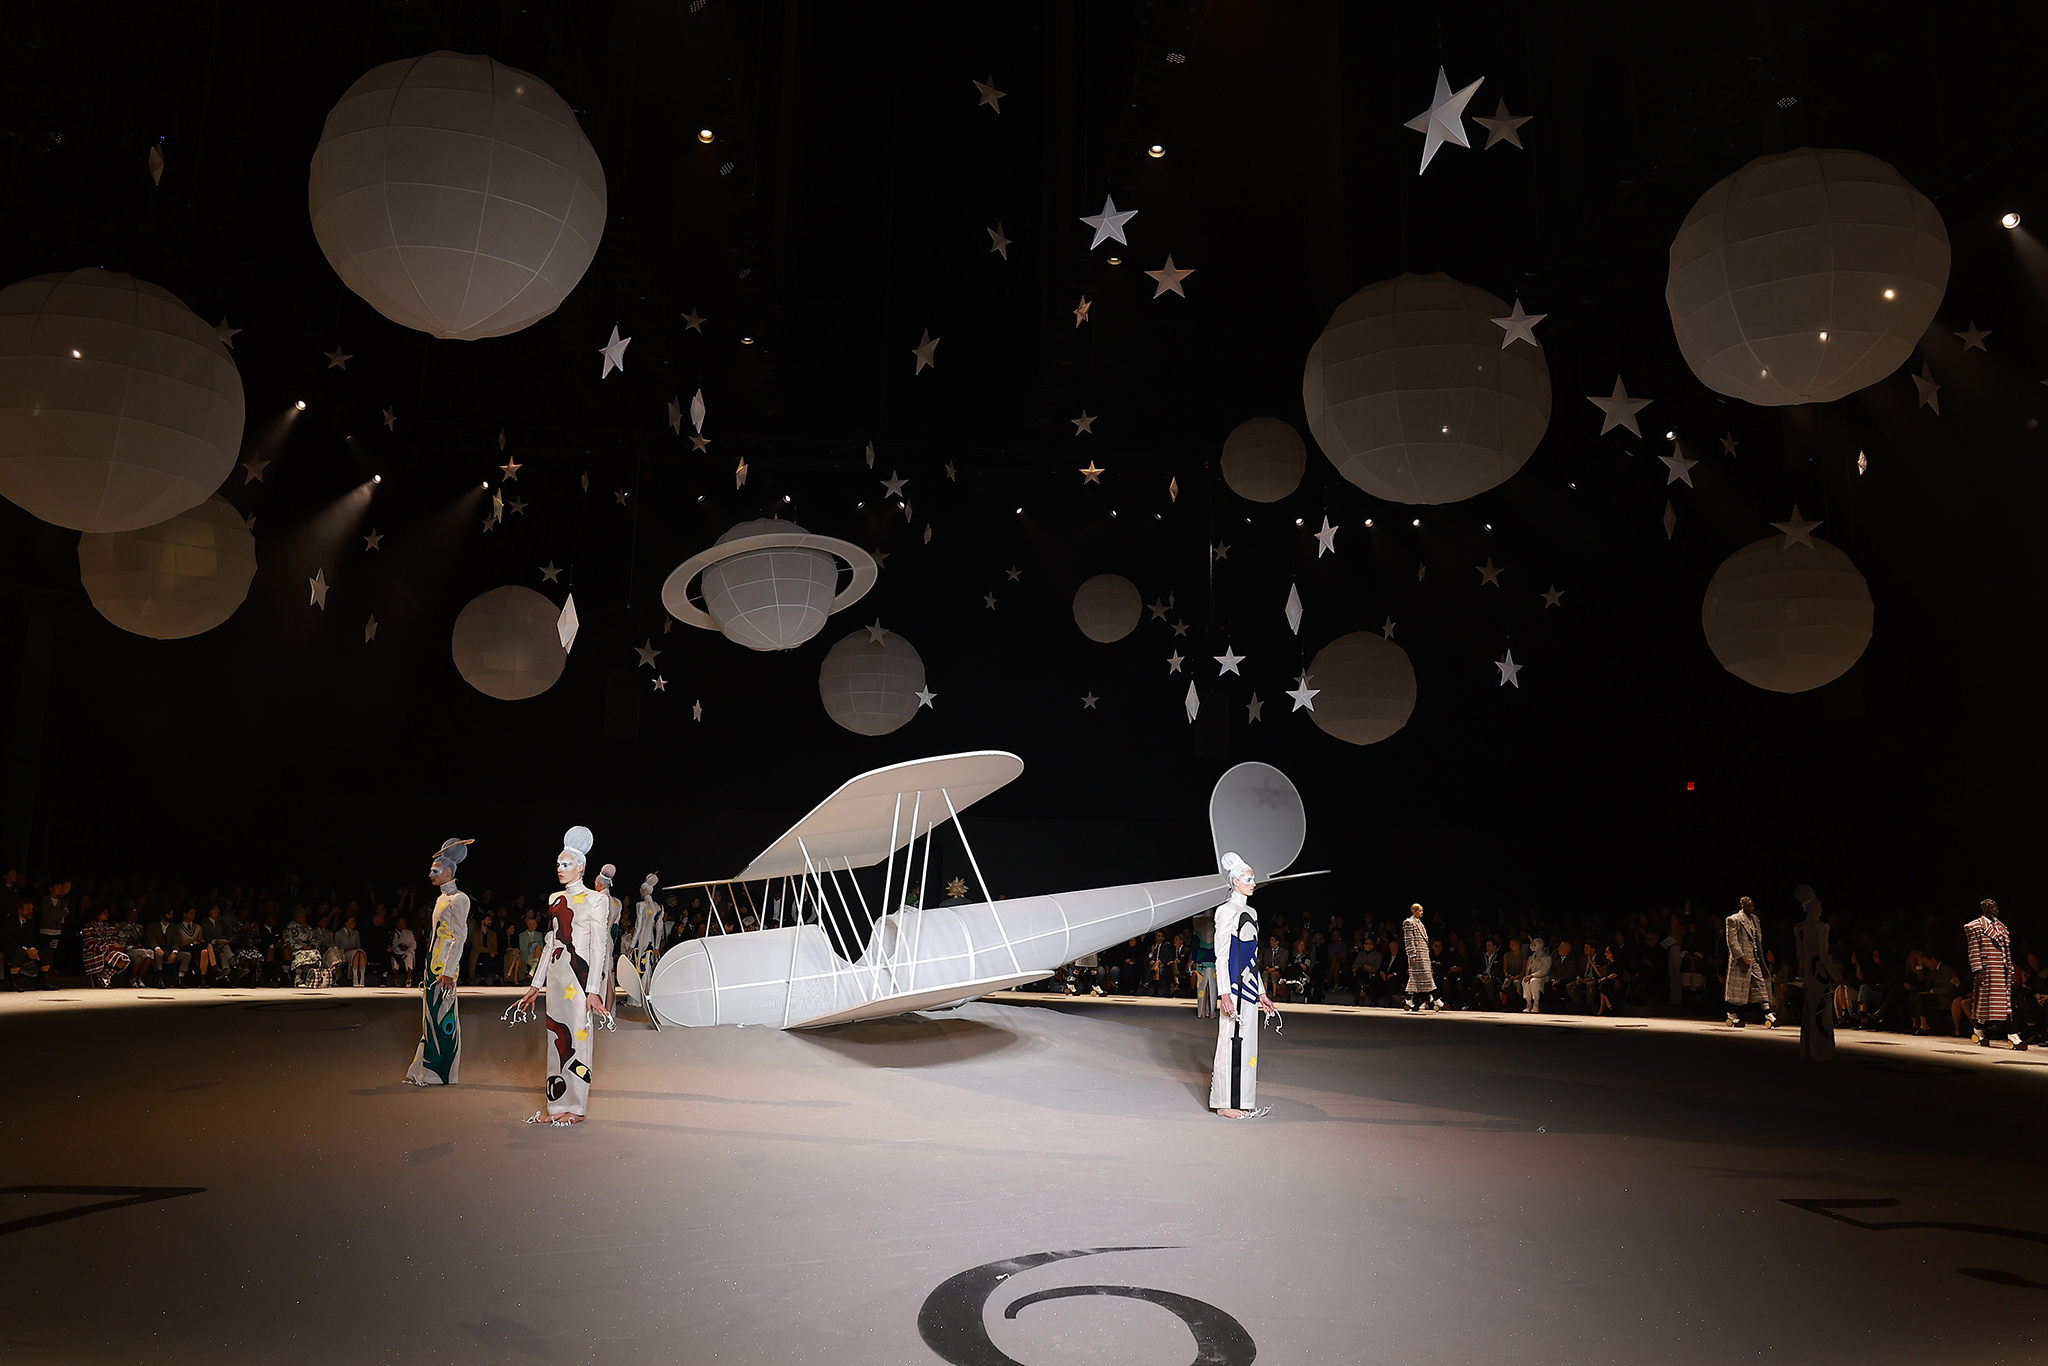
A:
1724;896;1777;1028
1211;853;1276;1120
513;827;615;1125
1403;903;1441;1012
1966;899;2024;1050
1792;892;1837;1062
405;837;473;1087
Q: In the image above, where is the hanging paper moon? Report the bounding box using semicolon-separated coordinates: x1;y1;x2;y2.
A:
1219;417;1306;503
819;627;926;736
1305;631;1417;745
309;52;608;340
1071;573;1142;643
0;269;244;533
451;585;568;700
77;494;256;639
1667;148;1949;407
1303;272;1551;505
1701;534;1872;693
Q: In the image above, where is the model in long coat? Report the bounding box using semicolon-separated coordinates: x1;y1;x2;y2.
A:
1723;897;1777;1027
1966;899;2023;1049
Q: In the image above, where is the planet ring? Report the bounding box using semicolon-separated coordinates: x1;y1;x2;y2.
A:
660;531;878;631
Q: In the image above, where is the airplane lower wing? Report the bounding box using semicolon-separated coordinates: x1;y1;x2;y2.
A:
782;971;1053;1029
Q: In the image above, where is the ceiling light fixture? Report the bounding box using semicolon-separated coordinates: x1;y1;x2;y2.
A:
1147;144;1164;158
698;128;715;143
295;400;307;410
2002;211;2022;230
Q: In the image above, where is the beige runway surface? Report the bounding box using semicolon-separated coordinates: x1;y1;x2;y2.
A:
6;986;2044;1365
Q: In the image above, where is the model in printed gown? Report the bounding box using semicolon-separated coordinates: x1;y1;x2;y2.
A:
1723;896;1777;1028
624;873;663;1008
404;837;473;1086
1966;898;2024;1050
1210;852;1276;1120
512;827;615;1125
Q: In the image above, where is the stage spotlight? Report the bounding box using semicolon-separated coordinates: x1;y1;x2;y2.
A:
1484;522;1493;530
742;336;754;345
698;128;715;143
1883;288;1896;299
2003;212;2022;229
481;482;488;490
1148;144;1164;158
1411;518;1421;527
372;475;382;484
1015;507;1023;514
1107;257;1121;265
1295;517;1304;525
295;400;307;410
1364;518;1374;527
1665;430;1675;439
70;349;81;358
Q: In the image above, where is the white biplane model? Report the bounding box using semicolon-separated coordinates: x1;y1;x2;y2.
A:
643;750;1312;1029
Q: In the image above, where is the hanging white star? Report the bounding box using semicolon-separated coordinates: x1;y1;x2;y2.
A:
1588;376;1651;435
667;398;682;434
1214;646;1245;675
1079;194;1138;248
242;458;269;484
1072;410;1095;434
1314;517;1338;556
1210;543;1230;562
945;461;958;481
1005;566;1021;581
912;329;940;373
682;309;706;332
1145;256;1193;298
1477;558;1503;586
324;346;351;369
865;619;888;644
1149;599;1169;621
1956;322;1991;352
214;318;240;348
1382;617;1396;639
916;687;937;709
1495;650;1522;687
984;592;997;610
1491;299;1546;348
1074;296;1093;327
1772;506;1823;549
1660;442;1698;486
309;569;329;609
973;76;1006;112
635;639;660;668
652;676;668;692
1246;694;1264;723
1720;432;1739;457
1170;620;1190;637
540;561;562;583
599;326;631;377
1081;693;1099;710
1166;651;1185;674
1287;674;1320;712
690;434;711;452
615;489;630;505
1541;585;1564;608
364;529;383;551
881;471;907;497
691;699;703;721
1474;97;1531;149
1403;66;1484;173
382;406;396;430
363;614;377;643
500;456;522;481
1080;461;1105;484
1912;363;1940;413
986;224;1011;260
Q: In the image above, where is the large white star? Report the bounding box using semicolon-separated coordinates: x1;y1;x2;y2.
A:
1287;674;1320;712
1492;298;1546;348
881;471;907;497
1403;66;1484;173
1588;376;1651;436
1145;256;1193;298
916;687;937;709
1660;442;1698;486
912;329;940;373
1771;506;1823;549
1080;194;1138;248
1496;650;1522;688
1314;516;1338;556
1474;97;1531;149
1214;646;1245;676
599;325;631;377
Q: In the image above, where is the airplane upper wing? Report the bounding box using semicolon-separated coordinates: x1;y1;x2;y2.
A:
731;750;1024;883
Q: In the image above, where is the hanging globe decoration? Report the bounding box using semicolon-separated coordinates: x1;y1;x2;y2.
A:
1303;272;1550;506
1667;148;1949;406
451;585;568;700
1219;417;1306;503
1071;573;1142;643
77;494;256;640
0;269;244;533
309;52;608;340
1701;533;1872;693
819;626;925;736
661;519;878;652
1305;631;1417;745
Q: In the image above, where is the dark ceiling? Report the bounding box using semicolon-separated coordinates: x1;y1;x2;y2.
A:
3;0;2045;916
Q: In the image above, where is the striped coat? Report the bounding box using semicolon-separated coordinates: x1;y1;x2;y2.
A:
1723;910;1771;1005
1964;915;2013;1022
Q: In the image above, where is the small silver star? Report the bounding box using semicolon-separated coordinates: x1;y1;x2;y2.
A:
1661;441;1698;486
635;639;661;668
1214;646;1245;676
1496;650;1522;688
1771;506;1823;549
599;325;631;376
1246;694;1263;723
945;461;958;481
1287;674;1320;712
912;329;940;373
1072;410;1096;434
1005;566;1021;581
1476;558;1503;587
1314;517;1338;556
1956;322;1991;352
1080;461;1104;484
382;406;395;430
865;619;887;645
308;569;329;609
1541;585;1564;608
1491;298;1545;347
1148;599;1169;621
242;458;270;484
652;676;668;692
682;309;706;332
984;592;997;610
214;318;240;348
915;687;937;709
1079;194;1138;248
363;529;383;551
1170;620;1189;637
1720;432;1739;457
540;562;562;583
1913;364;1940;413
1166;651;1185;674
987;224;1011;259
324;346;351;369
881;471;907;497
973;76;1006;112
1382;617;1396;639
1210;543;1230;562
1081;693;1099;710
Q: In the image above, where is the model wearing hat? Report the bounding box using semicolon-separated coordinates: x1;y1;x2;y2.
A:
404;837;473;1087
1211;852;1276;1119
513;827;616;1124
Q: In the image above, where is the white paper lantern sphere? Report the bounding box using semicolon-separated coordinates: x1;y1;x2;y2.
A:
0;269;244;533
76;493;256;639
819;627;926;736
1305;631;1417;745
1072;573;1142;643
1303;272;1550;506
1702;535;1872;693
697;519;841;651
451;585;567;700
1668;149;1949;407
309;52;608;340
1220;417;1306;503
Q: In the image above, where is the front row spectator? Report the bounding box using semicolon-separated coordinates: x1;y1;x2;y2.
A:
390;916;418;987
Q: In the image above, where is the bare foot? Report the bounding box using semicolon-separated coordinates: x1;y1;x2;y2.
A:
1216;1108;1248;1119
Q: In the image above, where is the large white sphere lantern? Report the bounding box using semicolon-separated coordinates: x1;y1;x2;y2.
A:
309;52;608;340
1072;573;1142;643
77;493;256;639
1219;417;1306;503
662;519;877;652
0;269;244;533
1702;534;1873;693
1305;631;1417;745
451;585;568;700
1667;148;1949;406
819;626;926;736
1303;272;1550;506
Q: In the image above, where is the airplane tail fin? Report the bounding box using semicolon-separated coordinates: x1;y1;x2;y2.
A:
1208;761;1306;880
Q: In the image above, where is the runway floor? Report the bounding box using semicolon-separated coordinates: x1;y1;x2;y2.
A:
6;986;2045;1365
